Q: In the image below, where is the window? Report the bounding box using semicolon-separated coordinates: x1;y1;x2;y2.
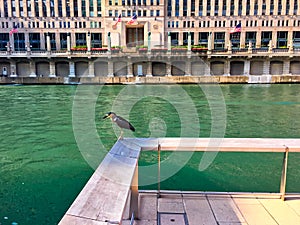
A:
60;33;68;49
167;0;172;16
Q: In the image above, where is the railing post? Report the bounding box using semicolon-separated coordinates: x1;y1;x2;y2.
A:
158;144;161;198
280;146;289;201
130;164;139;219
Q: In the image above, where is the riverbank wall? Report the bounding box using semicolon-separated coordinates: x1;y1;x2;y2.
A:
1;75;300;85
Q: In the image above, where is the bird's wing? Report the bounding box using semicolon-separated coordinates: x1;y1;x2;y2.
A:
115;116;135;131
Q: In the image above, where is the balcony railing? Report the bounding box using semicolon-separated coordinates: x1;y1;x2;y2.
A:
1;46;300;58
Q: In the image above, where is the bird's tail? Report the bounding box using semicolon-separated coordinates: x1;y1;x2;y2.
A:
129;123;135;132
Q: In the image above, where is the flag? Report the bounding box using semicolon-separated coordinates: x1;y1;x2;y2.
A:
9;25;18;35
127;14;137;25
230;23;241;33
114;14;121;26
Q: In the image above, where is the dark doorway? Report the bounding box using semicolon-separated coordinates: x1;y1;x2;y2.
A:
126;27;144;47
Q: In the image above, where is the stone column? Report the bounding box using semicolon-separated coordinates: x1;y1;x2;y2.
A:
187;32;191;52
146;61;152;77
224;60;230;76
283;60;290;75
178;32;183;46
40;33;46;50
67;33;71;52
167;32;171;53
166;60;172;76
205;60;211;75
268;40;273;53
87;32;91;52
208;32;212;55
62;0;66;17
107;32;111;52
10;61;17;77
69;61;75;77
9;34;14;51
107;61;114;77
263;60;270;75
148;32;151;53
228;40;232;54
127;57;133;77
272;31;277;48
244;60;250;76
185;60;191;76
88;60;95;77
0;0;4;17
240;30;246;48
194;32;199;45
256;31;262;48
47;33;51;52
29;61;37;77
49;61;56;77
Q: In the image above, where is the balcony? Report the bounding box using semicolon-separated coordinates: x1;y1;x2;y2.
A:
1;46;300;59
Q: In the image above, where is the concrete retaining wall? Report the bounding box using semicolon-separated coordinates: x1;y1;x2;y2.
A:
1;75;300;85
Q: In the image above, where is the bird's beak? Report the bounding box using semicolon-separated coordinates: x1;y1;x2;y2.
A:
103;114;109;119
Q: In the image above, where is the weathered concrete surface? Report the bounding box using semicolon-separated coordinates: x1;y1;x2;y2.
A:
122;193;300;225
1;75;300;85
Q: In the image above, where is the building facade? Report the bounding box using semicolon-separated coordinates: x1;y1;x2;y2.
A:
1;0;300;79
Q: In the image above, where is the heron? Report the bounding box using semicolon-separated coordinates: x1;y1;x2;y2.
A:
103;112;135;139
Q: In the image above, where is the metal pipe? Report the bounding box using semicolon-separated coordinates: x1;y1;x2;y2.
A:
280;146;289;201
158;144;161;198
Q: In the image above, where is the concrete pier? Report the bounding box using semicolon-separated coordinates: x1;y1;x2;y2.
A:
59;138;300;225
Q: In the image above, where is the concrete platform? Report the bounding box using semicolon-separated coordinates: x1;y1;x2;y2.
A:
123;192;300;225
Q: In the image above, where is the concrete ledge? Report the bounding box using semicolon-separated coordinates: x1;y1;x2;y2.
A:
1;75;300;85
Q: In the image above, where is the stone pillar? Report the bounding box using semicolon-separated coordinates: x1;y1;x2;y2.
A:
228;40;232;54
263;60;270;75
146;61;152;77
40;32;46;50
283;60;291;75
9;34;14;51
272;31;277;48
49;61;56;77
256;31;262;48
288;37;293;54
47;33;51;52
107;32;111;52
185;60;191;76
29;61;37;77
268;40;273;53
178;32;183;46
67;33;71;52
166;60;172;76
188;32;191;52
167;32;171;52
88;60;95;77
224;60;230;76
208;32;212;51
69;61;75;77
107;61;114;77
10;61;17;77
127;57;133;77
244;60;250;76
240;31;246;48
248;41;252;54
148;32;151;53
87;32;91;52
205;60;211;75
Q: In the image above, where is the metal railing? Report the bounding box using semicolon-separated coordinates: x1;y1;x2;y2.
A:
59;138;300;225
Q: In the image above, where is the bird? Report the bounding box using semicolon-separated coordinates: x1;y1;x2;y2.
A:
103;112;135;139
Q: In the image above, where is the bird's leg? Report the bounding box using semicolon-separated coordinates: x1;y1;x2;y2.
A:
118;128;124;140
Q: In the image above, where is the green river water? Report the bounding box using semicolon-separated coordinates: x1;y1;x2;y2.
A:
0;84;299;224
